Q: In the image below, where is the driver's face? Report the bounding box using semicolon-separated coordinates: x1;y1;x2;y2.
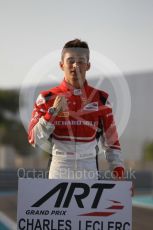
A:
60;51;90;88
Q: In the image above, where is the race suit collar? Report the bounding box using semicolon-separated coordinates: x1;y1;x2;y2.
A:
60;78;88;95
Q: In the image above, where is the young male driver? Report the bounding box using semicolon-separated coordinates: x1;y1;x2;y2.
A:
28;39;124;179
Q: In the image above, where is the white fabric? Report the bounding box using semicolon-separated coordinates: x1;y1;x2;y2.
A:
33;117;54;152
52;138;97;159
33;117;124;176
49;156;98;179
105;148;124;171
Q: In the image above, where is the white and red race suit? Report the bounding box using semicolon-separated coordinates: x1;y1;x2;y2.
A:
28;79;124;179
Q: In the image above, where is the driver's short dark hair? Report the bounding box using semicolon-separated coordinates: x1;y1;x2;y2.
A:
61;39;90;61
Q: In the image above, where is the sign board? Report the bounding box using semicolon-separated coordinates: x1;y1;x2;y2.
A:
17;178;132;230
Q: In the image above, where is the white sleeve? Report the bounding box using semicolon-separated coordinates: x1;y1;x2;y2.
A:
104;148;124;171
32;117;55;153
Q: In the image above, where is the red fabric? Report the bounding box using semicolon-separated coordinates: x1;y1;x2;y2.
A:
44;112;52;121
28;79;121;150
113;166;125;178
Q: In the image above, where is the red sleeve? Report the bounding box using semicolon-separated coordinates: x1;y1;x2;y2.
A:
28;89;56;145
28;103;46;144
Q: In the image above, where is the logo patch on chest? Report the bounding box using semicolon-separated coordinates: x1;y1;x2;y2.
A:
83;102;98;111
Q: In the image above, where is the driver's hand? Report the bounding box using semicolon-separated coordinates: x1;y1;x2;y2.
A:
52;95;67;115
